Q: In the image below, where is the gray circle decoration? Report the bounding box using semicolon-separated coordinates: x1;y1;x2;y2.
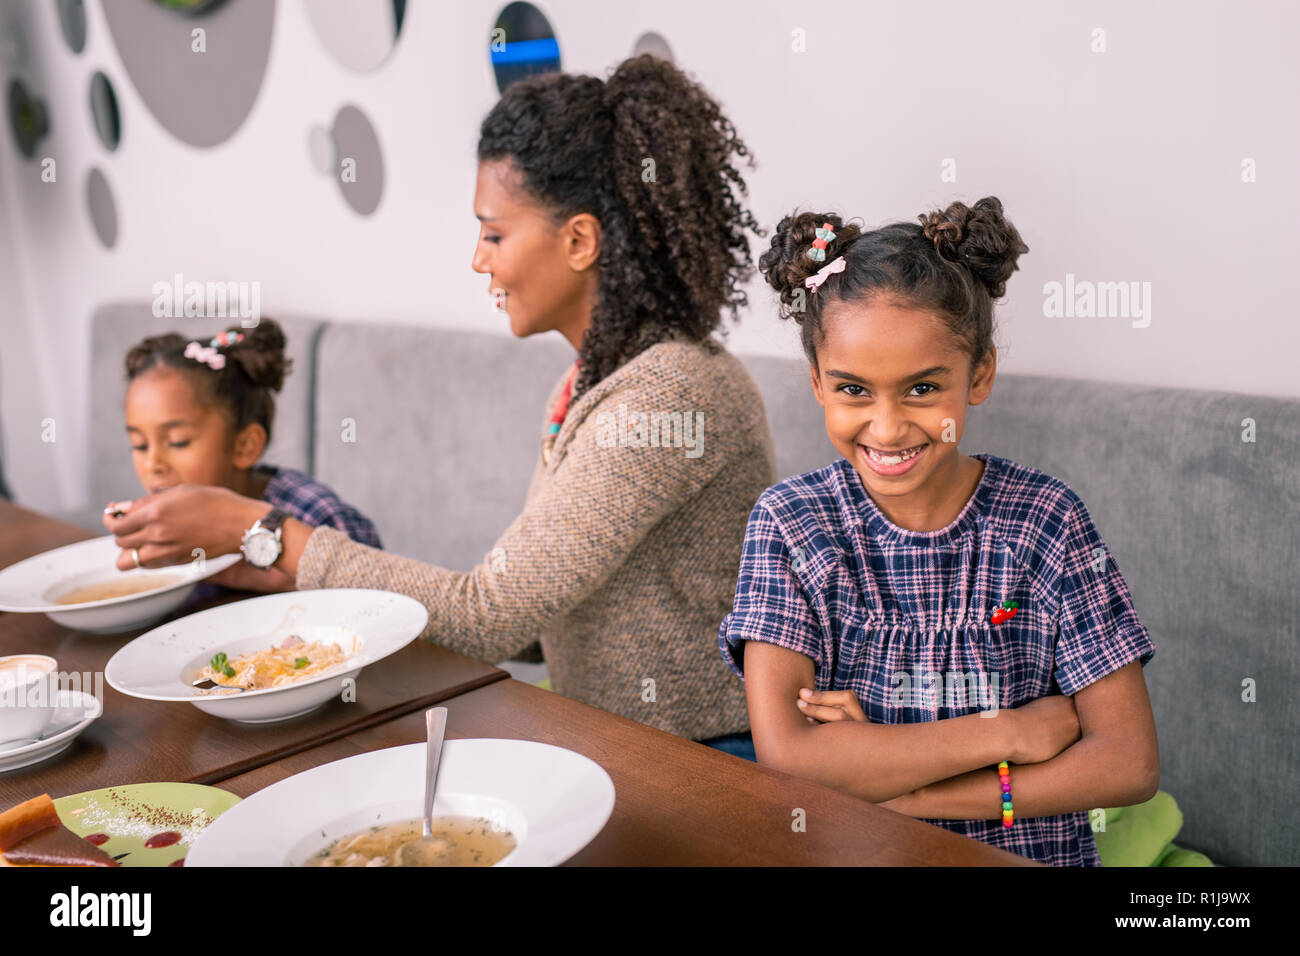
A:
632;31;673;61
305;0;405;73
86;167;118;248
90;71;121;150
101;0;274;148
332;105;384;216
57;0;87;54
7;79;49;159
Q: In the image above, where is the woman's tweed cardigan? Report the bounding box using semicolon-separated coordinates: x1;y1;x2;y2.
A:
295;338;777;740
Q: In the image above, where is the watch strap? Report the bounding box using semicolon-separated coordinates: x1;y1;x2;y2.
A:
258;507;289;535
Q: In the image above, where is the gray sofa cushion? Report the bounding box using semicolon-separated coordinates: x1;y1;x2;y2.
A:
744;354;1298;866
87;303;322;508
312;322;572;568
741;354;840;481
965;374;1298;867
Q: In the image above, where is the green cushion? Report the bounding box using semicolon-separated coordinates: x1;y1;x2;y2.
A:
1095;791;1214;866
1155;844;1214;867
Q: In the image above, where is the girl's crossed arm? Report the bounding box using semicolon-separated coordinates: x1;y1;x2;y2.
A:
880;660;1159;819
743;640;1084;802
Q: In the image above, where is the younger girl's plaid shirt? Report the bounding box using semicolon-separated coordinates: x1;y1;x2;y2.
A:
257;464;382;548
718;452;1155;867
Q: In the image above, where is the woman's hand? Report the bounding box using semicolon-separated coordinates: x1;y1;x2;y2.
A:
1008;694;1082;764
102;484;268;572
796;687;868;724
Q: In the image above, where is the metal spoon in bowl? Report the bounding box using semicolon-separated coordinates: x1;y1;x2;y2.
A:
395;706;449;866
191;677;244;693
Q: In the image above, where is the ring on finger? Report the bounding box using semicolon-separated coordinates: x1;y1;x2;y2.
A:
131;547;142;569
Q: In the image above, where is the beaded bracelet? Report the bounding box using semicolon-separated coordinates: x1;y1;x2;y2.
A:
998;760;1013;827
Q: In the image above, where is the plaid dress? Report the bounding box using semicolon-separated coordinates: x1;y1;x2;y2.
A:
718;452;1155;867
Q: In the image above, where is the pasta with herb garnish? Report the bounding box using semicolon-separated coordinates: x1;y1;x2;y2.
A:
198;633;357;689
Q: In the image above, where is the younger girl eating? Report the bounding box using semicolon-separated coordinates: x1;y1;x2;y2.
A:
718;197;1159;866
112;318;382;592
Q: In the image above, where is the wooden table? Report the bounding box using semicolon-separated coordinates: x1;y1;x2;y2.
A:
0;501;509;803
219;677;1036;865
4;501;1034;865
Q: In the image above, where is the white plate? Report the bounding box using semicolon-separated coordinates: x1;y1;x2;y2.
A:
105;589;427;723
0;691;102;772
186;739;616;867
0;534;241;634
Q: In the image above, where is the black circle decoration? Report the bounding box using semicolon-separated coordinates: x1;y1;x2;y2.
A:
90;72;121;151
7;79;50;159
490;2;560;94
57;0;87;54
149;0;227;15
86;167;118;249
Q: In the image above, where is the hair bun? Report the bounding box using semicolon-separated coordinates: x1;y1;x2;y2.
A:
225;318;291;392
919;196;1028;299
758;211;862;319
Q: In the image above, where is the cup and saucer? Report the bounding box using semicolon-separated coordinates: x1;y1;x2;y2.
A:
0;654;102;773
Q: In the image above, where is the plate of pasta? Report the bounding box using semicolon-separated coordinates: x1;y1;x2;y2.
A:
104;589;428;723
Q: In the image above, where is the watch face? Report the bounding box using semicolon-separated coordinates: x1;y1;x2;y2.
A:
243;529;279;568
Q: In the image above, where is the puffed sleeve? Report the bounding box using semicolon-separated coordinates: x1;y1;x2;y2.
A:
1052;496;1156;695
718;497;823;678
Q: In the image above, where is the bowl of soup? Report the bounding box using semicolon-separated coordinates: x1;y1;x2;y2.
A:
186;739;616;867
0;535;241;634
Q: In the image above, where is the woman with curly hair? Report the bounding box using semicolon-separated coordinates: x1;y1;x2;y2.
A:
104;55;776;749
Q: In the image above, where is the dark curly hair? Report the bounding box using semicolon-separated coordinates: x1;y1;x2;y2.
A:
758;197;1028;374
124;318;292;443
477;53;765;400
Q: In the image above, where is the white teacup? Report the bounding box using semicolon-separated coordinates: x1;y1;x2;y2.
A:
0;654;60;746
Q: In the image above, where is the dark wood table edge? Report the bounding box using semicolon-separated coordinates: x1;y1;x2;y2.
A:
186;668;511;785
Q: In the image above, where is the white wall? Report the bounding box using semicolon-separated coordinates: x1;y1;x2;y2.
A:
0;137;51;503
1;0;1296;512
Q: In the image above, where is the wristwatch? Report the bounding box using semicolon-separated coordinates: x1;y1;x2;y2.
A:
240;507;288;570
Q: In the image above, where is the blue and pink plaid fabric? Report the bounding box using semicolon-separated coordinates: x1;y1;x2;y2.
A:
257;464;382;548
718;452;1155;867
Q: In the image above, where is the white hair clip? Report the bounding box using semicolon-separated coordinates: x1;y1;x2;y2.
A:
804;255;846;293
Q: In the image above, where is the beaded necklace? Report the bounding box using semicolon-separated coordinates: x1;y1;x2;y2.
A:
541;361;580;466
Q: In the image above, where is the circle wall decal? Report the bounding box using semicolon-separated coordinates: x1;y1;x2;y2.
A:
57;0;87;54
7;79;49;159
89;72;121;151
101;0;274;148
86;167;118;248
332;105;384;216
490;2;560;94
632;31;673;61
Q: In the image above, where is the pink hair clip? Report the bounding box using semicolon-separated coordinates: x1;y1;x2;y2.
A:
184;340;226;370
804;255;846;293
